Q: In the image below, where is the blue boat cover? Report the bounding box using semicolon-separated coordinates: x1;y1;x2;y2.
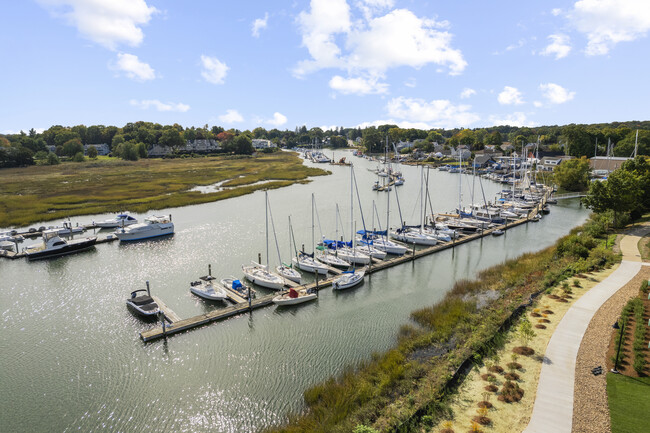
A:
232;280;242;289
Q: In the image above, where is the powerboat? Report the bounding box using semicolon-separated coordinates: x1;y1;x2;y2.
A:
272;288;317;306
96;212;138;228
332;268;365;290
24;229;96;260
126;289;160;318
220;277;255;299
115;215;174;242
190;275;228;301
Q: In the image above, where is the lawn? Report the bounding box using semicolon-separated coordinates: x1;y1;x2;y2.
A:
0;152;328;227
607;373;650;433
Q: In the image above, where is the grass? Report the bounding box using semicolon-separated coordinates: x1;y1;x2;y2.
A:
607;373;650;433
265;215;618;433
0;152;328;227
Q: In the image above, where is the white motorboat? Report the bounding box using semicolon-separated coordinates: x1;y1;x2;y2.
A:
190;274;228;301
276;264;302;284
241;262;285;290
316;250;351;268
126;287;160;318
492;229;505;236
95;212;138;228
220;277;255;298
24;229;97;260
292;253;329;275
272;288;317;306
115;215;174;242
333;268;365;290
0;240;16;251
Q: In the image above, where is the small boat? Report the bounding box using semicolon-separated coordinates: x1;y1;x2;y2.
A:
492;229;504;236
220;277;255;298
190;269;228;301
24;229;97;260
355;243;386;260
96;212;138;228
292;252;329;275
276;263;302;284
0;240;15;251
541;205;550;214
115;215;174;242
242;262;285;290
316;250;351;268
333;268;365;290
272;288;317;306
390;228;438;246
126;288;160;318
54;220;85;236
531;213;542;222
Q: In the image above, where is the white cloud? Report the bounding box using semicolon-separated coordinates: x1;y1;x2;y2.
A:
551;8;563;16
539;82;575;104
489;112;536;127
570;0;650;55
540;34;571;59
218;109;244;124
460;88;476;99
252;13;268;38
404;77;417;88
294;2;466;94
130;99;190;112
263;112;288;126
534;101;543;108
329;75;388;95
113;53;155;81
200;55;229;84
385;96;480;129
506;38;526;51
38;0;157;50
497;86;524;105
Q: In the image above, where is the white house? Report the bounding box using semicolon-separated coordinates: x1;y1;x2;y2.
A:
252;139;276;149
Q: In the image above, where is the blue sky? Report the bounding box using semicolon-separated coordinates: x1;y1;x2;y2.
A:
2;0;649;134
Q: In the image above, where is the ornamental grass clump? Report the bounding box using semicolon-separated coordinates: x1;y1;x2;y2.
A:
472;407;491;426
498;380;524;403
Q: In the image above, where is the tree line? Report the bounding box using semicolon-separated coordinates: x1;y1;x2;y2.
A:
1;120;649;168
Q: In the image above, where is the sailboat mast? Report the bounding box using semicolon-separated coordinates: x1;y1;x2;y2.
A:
419;166;424;232
458;150;462;213
350;165;353;243
265;190;269;268
311;193;315;254
386;180;390;242
634;130;639;158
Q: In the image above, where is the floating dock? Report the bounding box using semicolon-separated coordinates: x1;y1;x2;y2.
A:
140;192;549;342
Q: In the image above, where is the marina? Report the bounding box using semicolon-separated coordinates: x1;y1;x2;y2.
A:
0;150;588;433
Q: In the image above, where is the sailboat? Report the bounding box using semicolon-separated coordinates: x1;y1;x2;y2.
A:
390;167;438;246
292;194;330;275
332;222;365;290
272;287;317;306
316;203;352;268
242;191;286;290
266;193;302;284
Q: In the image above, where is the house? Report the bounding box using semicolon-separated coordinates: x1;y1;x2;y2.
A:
450;146;471;160
589;156;630;173
539;155;574;171
85;143;110;155
148;139;221;157
252;139;276;149
395;140;415;152
472;154;496;168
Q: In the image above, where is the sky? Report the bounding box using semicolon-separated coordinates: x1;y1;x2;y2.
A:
1;0;649;134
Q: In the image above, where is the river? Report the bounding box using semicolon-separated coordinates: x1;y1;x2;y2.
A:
0;150;588;432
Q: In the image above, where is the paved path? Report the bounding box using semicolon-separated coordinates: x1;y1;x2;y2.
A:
523;225;649;433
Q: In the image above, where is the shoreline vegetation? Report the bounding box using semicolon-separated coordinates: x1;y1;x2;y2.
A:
0;152;328;228
265;215;618;433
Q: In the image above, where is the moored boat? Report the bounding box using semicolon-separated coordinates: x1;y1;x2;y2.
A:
24;229;97;260
272;288;317;306
96;212;138;228
115;215;174;242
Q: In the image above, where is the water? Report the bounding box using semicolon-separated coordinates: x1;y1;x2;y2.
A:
0;151;588;432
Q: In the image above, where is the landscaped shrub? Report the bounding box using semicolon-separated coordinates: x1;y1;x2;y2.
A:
498;381;524;403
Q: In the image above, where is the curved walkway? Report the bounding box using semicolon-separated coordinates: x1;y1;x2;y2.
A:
523;225;650;433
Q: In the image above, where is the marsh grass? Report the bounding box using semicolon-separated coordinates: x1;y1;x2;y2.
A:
266;216;618;433
0;152;327;227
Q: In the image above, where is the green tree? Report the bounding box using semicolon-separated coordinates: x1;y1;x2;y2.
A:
62;138;84;157
72;151;85;162
553;157;590;191
47;152;60;165
329;136;348;148
583;168;642;226
231;134;254;155
614;130;650;157
136;142;147;158
159;128;185;153
362;127;382;153
87;146;98;159
518;318;536;348
562;124;592;157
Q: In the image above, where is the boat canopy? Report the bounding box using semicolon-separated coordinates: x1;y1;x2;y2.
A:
357;229;387;237
232;279;243;289
322;239;352;249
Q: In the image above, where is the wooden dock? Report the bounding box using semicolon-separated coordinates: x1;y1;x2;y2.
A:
140;191;550;342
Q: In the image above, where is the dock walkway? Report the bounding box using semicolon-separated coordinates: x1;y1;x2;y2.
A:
140;192;549;342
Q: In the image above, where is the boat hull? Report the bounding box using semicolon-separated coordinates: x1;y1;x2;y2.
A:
26;237;97;261
116;223;174;242
272;292;317;306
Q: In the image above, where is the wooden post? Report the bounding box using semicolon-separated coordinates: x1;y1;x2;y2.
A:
146;280;150;296
248;286;252;310
412;242;416;260
208;264;211;277
315;270;319;291
159;311;166;336
258;253;262;264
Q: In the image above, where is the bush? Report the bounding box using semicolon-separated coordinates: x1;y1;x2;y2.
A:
72;151;85;162
353;425;379;433
87;146;98;159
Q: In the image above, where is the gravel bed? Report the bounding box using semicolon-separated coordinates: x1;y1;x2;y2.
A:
572;266;650;433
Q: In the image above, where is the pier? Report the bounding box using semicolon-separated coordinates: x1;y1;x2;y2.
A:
140;192;549;342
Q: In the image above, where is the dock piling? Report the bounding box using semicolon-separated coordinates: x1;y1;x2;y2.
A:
146;281;150;296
